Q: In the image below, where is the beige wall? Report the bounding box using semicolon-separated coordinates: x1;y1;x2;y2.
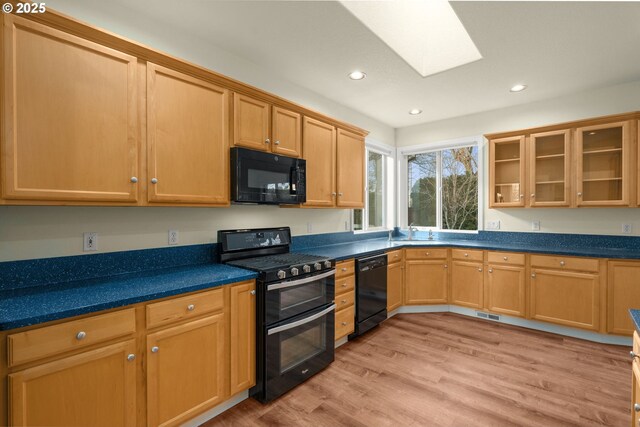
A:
396;80;640;236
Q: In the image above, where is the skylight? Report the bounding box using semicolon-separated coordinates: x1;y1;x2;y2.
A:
339;0;482;77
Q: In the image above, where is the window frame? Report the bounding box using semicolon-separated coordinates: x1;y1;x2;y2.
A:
398;136;484;233
353;141;394;233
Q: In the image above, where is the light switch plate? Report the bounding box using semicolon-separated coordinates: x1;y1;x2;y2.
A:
486;220;500;230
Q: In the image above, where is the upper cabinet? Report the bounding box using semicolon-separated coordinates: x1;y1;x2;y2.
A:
575;121;630;206
489;136;526;207
303;117;336;207
336;129;365;208
1;15;139;203
147;63;229;205
233;94;302;157
487;113;638;208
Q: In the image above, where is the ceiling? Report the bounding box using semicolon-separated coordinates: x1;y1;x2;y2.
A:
52;1;640;129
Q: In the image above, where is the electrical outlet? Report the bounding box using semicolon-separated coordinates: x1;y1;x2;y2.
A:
531;221;541;231
307;222;313;233
486;220;500;230
168;230;179;245
83;232;98;252
622;224;633;234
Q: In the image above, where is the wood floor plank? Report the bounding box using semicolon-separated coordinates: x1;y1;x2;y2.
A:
203;313;631;427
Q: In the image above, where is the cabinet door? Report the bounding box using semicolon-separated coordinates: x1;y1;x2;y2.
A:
576;121;630;206
147;314;227;427
303;117;336;207
489;136;526;207
404;260;448;304
2;15;138;202
387;262;404;312
450;261;483;309
633;362;640;427
486;264;526;317
529;130;571;207
230;281;256;395
233;93;270;151
9;340;136;427
272;106;301;157
147;63;229;204
336;129;365;208
608;261;640;335
530;268;600;331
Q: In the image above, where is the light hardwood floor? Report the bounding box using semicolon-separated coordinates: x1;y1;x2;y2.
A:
204;313;631;427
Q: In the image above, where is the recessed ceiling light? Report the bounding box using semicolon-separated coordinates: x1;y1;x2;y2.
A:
409;109;422;115
510;84;527;92
348;71;366;80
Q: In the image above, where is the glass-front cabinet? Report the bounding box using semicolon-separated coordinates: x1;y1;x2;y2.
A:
529;130;571;207
489;136;525;207
575;121;630;206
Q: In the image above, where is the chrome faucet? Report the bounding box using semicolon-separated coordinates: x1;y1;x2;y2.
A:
408;223;416;240
428;229;434;240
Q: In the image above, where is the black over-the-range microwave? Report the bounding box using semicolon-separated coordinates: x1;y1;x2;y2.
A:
230;147;306;205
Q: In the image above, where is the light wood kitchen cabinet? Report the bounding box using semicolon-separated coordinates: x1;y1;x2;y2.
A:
336;129;365;208
147;63;229;205
489;135;526;207
405;260;448;305
485;256;526;318
450;260;484;309
387;250;404;312
608;261;640;335
146;313;227;427
303;117;337;207
272;106;302;157
632;332;640;427
232;93;270;151
8;340;137;427
229;281;256;395
529;129;571;207
2;15;139;203
576;121;631;206
530;257;601;331
335;259;355;341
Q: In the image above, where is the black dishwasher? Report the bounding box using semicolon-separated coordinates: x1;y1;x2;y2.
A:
349;253;387;339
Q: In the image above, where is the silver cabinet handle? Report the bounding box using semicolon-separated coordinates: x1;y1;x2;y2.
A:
635;403;640;412
127;354;136;362
151;346;159;353
519;194;524;199
130;177;138;183
274;140;280;145
265;138;270;144
464;253;468;257
341;299;347;304
76;331;86;340
630;351;638;359
531;194;535;198
267;269;336;291
268;304;336;335
426;252;430;256
341;283;348;288
443;264;448;269
503;256;508;261
332;192;337;196
341;267;347;272
338;192;343;196
560;261;565;267
187;304;195;311
341;322;347;326
488;269;493;273
151;178;158;184
577;192;582;197
250;290;256;295
478;268;483;272
531;273;536;278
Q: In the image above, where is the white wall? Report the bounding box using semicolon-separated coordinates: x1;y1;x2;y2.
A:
0;2;396;262
396;80;640;236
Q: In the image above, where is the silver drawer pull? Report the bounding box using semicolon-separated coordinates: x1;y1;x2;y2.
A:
464;253;468;257
250;290;256;295
76;331;86;341
443;264;448;269
341;299;347;304
478;268;483;272
503;256;508;261
341;267;347;272
631;351;638;359
151;346;159;353
560;261;565;267
488;269;493;273
187;304;195;311
341;322;347;326
635;403;640;412
127;354;136;362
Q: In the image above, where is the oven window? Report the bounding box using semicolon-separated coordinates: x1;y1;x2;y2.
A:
248;169;290;191
280;282;326;312
280;323;326;374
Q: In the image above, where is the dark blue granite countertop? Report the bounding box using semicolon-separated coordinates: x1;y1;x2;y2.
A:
630;309;640;334
0;264;257;330
295;238;640;261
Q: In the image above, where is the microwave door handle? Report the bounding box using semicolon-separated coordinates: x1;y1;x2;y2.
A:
267;269;336;291
290;167;299;194
267;304;336;336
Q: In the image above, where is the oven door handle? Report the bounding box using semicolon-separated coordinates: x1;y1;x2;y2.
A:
266;269;336;291
267;304;336;336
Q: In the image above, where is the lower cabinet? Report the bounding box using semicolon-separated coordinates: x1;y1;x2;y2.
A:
485;263;526;318
387;260;404;312
608;261;640;335
335;259;355;341
450;260;483;309
229;281;256;395
9;340;137;427
404;260;448;304
146;314;227;427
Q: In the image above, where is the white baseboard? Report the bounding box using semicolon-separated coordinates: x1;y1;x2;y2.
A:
395;304;631;346
180;391;248;427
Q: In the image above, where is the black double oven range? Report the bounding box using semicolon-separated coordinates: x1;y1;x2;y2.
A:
219;227;335;403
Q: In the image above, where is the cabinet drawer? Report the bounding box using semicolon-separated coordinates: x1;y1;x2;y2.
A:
451;249;483;262
335;305;355;341
8;309;136;367
336;259;355;278
487;251;525;266
530;254;599;272
387;249;403;264
146;288;224;329
405;248;448;260
335;275;355;296
335;290;355;311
